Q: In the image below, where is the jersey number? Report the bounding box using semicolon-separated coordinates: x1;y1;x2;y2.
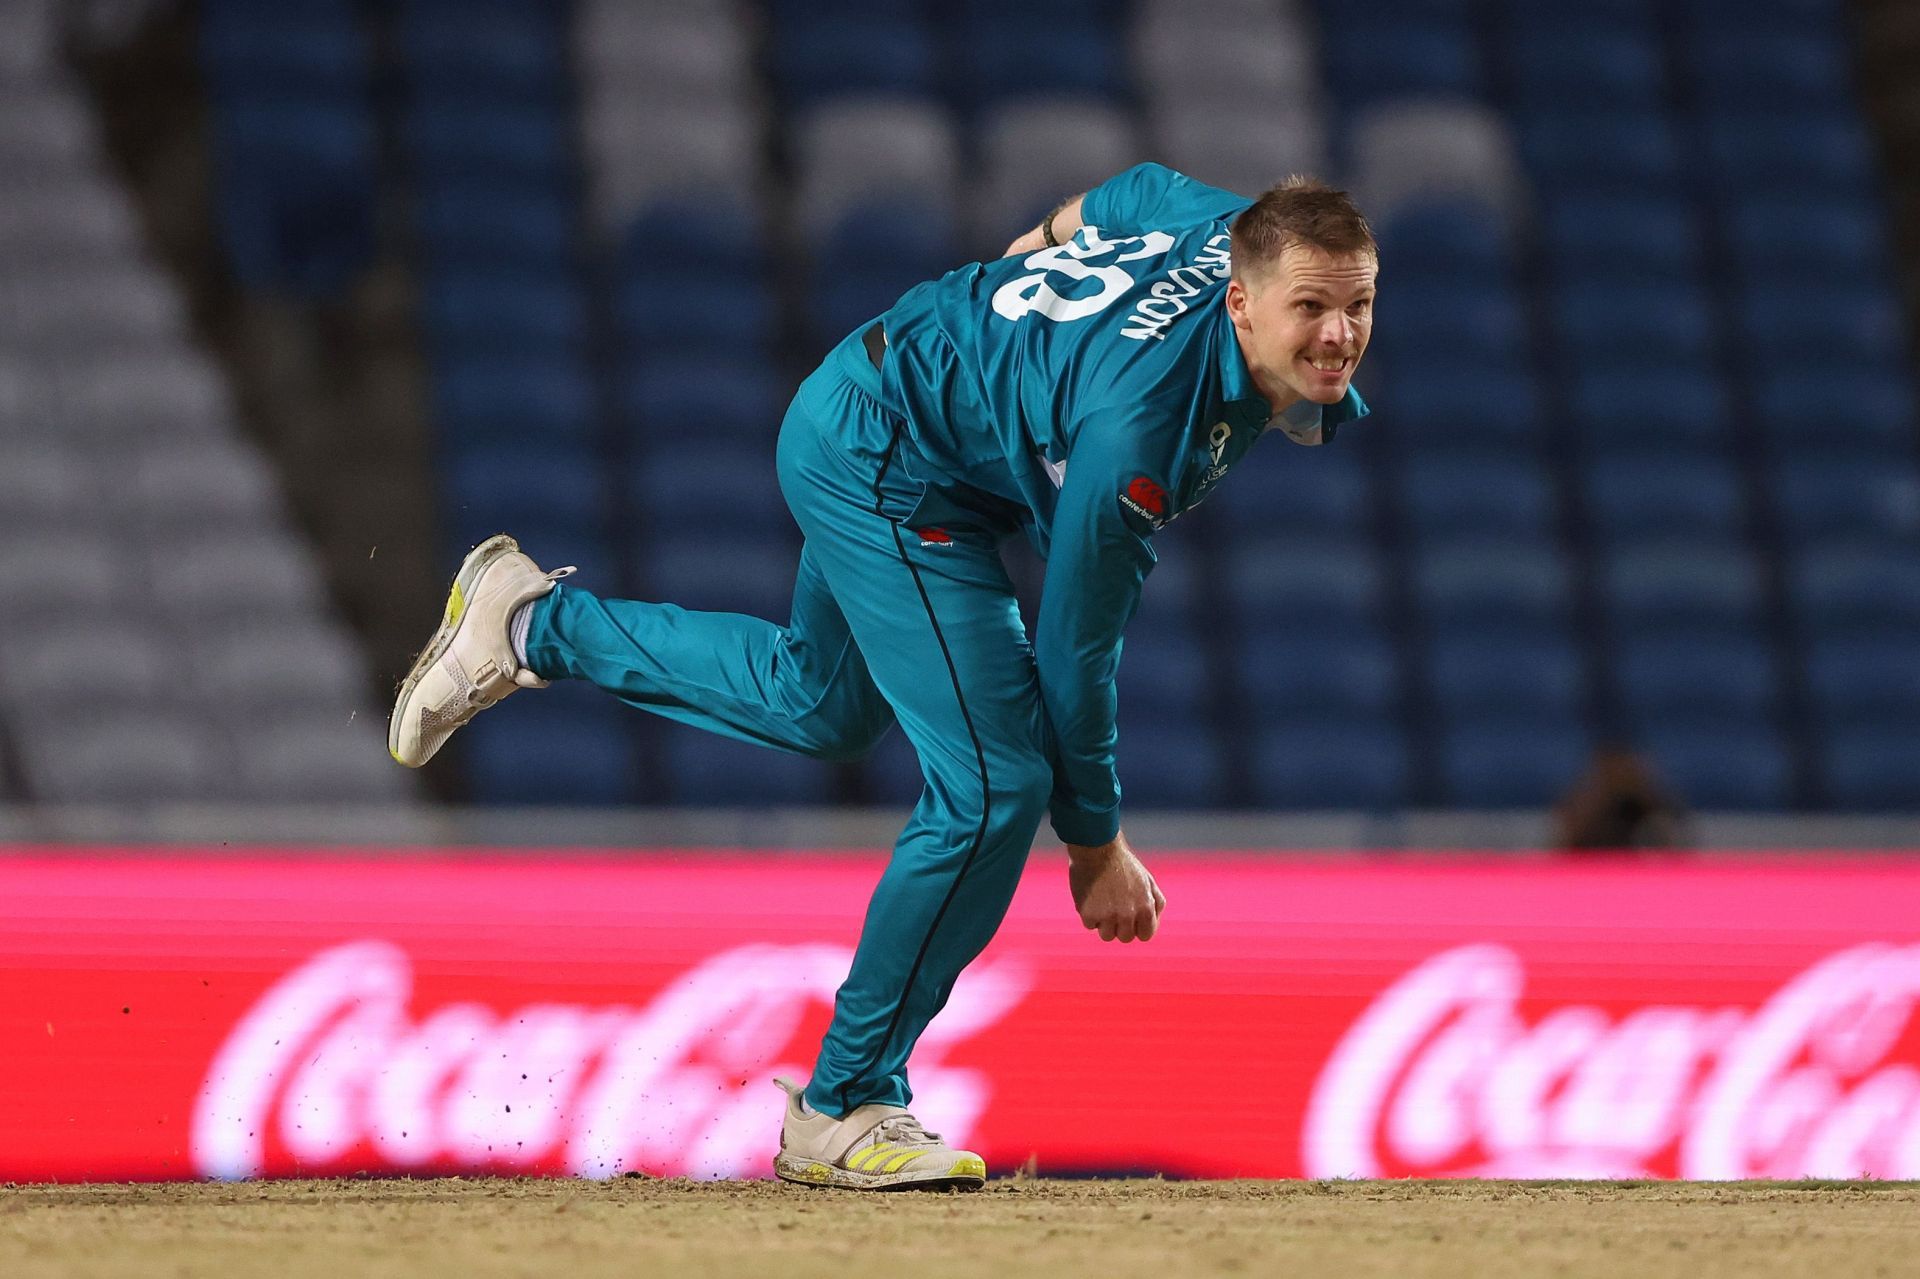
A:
991;226;1176;323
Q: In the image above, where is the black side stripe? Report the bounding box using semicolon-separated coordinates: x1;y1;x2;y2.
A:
837;427;996;1116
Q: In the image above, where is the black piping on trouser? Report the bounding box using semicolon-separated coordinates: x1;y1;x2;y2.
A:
836;423;995;1116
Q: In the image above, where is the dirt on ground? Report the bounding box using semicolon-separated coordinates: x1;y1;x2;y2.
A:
4;1177;1917;1279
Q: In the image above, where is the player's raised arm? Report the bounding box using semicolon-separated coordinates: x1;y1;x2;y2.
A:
1003;193;1086;257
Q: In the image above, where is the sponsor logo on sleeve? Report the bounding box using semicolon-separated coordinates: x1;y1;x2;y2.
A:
1118;476;1169;531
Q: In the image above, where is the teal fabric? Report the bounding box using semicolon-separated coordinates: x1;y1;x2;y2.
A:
519;163;1372;1116
525;362;1053;1116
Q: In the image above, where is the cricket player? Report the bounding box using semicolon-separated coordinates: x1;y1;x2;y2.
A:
389;163;1375;1189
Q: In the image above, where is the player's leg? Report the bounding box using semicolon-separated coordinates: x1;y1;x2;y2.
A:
520;541;894;762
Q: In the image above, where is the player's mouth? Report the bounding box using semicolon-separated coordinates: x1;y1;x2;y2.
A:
1302;354;1350;382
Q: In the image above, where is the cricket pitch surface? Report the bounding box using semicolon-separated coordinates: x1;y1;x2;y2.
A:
6;1178;1917;1279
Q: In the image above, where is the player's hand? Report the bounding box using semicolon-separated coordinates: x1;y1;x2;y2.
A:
1066;832;1166;943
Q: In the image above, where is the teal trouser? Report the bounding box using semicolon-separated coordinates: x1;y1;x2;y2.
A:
522;354;1053;1118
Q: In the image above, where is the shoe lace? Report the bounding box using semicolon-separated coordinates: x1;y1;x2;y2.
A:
872;1113;942;1148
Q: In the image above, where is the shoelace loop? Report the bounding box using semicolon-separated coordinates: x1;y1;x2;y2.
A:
872;1113;942;1147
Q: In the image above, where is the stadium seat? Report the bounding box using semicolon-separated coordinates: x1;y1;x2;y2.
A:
1692;31;1853;110
1114;720;1233;808
1374;200;1515;281
1737;284;1905;368
403;96;571;182
237;718;412;803
975;98;1138;246
1152;101;1328;201
638;536;799;620
1639;717;1794;810
1704;111;1877;193
1583;450;1746;540
398;1;567;102
463;682;642;805
1225;536;1386;628
1206;442;1374;536
0;620;172;712
1118;626;1214;718
1398;451;1557;536
620;356;785;445
1438;718;1592;807
1348;103;1525;228
617;275;779;359
423;272;587;353
1384;360;1545;447
791;97;959;236
446;447;611;537
1787;541;1920;629
1600;539;1765;628
768;18;938;107
15;708;233;804
1235;623;1401;718
1522;111;1684;193
957;18;1128;111
1818;722;1920;809
432;353;597;446
1543;195;1702;284
1769;453;1920;540
415;181;573;266
1511;25;1665;111
1322;19;1486;108
1249;717;1411;809
1368;280;1527;364
1554;280;1716;361
201;5;369;96
1755;366;1917;451
211;100;377;294
1803;630;1920;721
623;194;769;279
1426;624;1586;719
1727;198;1889;285
636;445;792;539
147;532;331;624
1413;538;1574;626
662;730;839;805
1614;627;1780;720
1569;364;1733;449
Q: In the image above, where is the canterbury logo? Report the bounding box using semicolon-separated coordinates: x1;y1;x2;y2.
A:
844;1141;931;1174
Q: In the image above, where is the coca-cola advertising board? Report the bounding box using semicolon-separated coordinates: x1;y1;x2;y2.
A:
6;851;1920;1183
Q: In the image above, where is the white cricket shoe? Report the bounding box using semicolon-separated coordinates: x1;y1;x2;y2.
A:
771;1077;987;1191
387;534;573;768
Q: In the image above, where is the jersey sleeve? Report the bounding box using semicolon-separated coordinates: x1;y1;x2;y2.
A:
1033;404;1187;847
1080;162;1252;238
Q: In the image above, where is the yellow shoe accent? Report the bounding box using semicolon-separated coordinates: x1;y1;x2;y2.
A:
880;1149;930;1174
444;582;466;629
798;1163;833;1184
846;1142;895;1171
951;1155;987;1180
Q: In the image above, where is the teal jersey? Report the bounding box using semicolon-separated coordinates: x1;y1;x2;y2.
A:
831;162;1370;846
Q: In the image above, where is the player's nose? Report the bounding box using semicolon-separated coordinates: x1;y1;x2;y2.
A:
1316;312;1354;349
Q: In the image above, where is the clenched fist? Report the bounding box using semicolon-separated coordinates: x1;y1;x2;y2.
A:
1067;832;1167;943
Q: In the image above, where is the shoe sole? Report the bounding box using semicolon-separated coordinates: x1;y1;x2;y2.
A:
387;533;520;767
773;1151;987;1192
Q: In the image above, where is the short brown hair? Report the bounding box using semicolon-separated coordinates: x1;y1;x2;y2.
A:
1230;176;1376;281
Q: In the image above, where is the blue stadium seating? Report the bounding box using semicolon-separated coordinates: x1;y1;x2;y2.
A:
1426;625;1585;719
1555;280;1716;361
1818;723;1920;809
1803;631;1920;721
1384;361;1545;446
1512;27;1665;111
433;353;597;446
1225;537;1385;628
1583;451;1746;540
1249;718;1411;809
1414;539;1574;626
1521;112;1684;192
1693;31;1853;110
1639;717;1793;810
1399;452;1557;537
1614;627;1780;720
398;1;566;102
1570;364;1733;449
1704;111;1877;193
1438;719;1592;807
1322;20;1486;107
1119;628;1213;717
637;446;792;539
662;731;839;804
1787;542;1920;628
1738;285;1906;367
1756;366;1917;450
1770;455;1920;540
624;196;770;279
638;535;799;620
1544;195;1702;283
1207;440;1374;535
957;21;1128;109
618;276;780;359
1727;199;1889;285
769;19;940;105
424;272;587;353
1115;721;1232;808
210;101;377;294
1600;540;1764;628
1369;281;1527;364
445;446;610;537
1375;201;1515;280
404;97;571;181
620;357;786;445
414;181;574;265
463;682;641;805
1236;624;1401;717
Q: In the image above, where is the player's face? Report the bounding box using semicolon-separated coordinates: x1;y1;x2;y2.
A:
1228;244;1376;410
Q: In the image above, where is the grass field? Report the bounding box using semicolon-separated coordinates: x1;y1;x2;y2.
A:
6;1178;1917;1279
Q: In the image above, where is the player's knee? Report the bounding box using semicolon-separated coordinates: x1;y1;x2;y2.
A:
808;716;892;763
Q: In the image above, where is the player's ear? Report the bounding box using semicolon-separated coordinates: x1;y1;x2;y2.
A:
1225;277;1253;330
